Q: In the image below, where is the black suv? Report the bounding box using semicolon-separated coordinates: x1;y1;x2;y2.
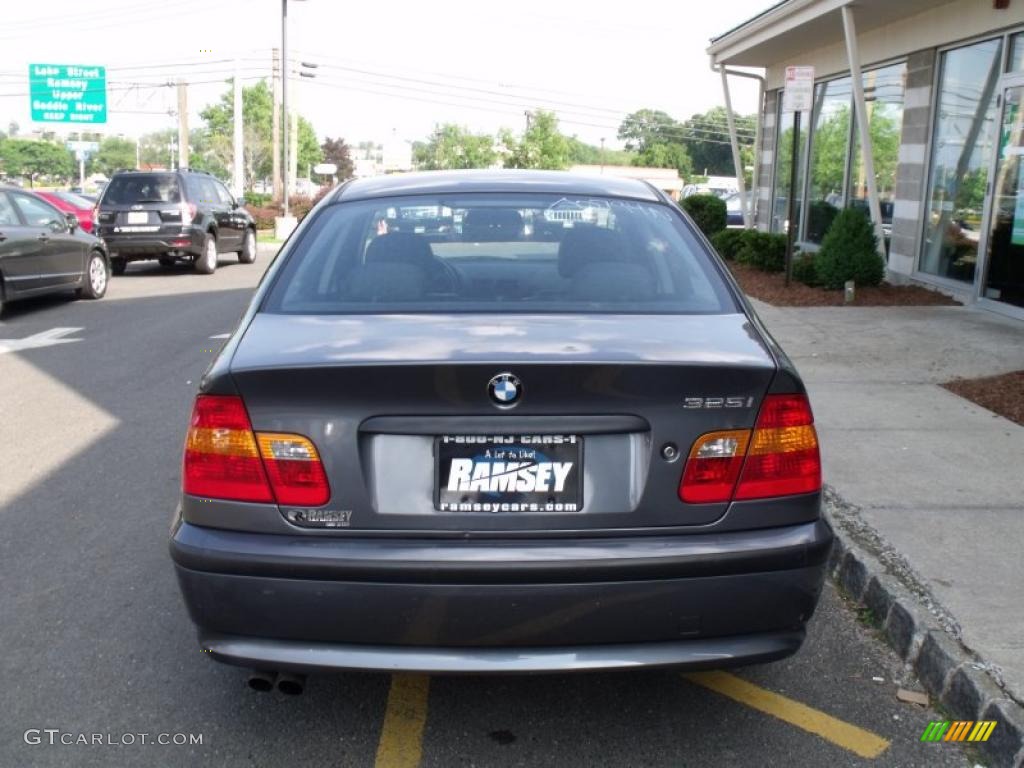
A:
95;169;256;275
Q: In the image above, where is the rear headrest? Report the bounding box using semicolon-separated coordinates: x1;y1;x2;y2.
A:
557;226;631;278
365;232;434;265
463;209;523;241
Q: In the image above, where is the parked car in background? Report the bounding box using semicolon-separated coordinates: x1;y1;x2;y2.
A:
725;192;752;228
34;190;96;233
0;186;109;315
95;169;257;275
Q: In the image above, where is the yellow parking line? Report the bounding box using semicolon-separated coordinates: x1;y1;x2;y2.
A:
374;674;431;768
684;671;890;759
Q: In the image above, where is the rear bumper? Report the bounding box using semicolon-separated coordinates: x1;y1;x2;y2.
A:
198;629;806;675
98;228;203;256
170;518;832;673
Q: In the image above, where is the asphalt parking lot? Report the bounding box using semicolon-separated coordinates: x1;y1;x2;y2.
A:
0;247;978;767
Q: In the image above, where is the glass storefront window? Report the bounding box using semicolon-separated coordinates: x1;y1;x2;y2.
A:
849;63;906;247
1009;32;1024;72
921;38;1004;282
771;98;806;235
804;77;852;243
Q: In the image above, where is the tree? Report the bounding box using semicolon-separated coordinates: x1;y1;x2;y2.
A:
90;137;137;176
618;109;683;153
504;110;569;170
414;124;496;170
0;139;75;186
200;79;320;191
633;141;693;177
321;136;354;181
296;115;322;176
680;107;756;176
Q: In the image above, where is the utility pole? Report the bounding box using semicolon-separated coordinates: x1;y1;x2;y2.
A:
282;0;290;218
289;80;298;197
272;48;282;201
600;137;605;173
177;81;189;170
233;59;244;196
524;110;532;130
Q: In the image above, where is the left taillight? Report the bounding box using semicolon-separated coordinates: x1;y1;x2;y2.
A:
678;394;821;504
183;395;330;506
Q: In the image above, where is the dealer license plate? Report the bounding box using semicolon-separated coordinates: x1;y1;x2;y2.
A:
435;434;583;512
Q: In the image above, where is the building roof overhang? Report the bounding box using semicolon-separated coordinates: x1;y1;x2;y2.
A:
708;0;956;67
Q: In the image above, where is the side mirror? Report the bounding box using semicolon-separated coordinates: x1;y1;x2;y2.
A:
64;212;79;232
236;197;246;208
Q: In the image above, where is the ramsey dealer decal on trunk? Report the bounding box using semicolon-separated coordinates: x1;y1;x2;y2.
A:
436;435;582;512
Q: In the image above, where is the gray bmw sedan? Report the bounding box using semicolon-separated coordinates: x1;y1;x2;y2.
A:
170;170;832;680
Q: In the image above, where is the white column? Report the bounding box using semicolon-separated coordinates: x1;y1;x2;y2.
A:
842;5;888;261
719;67;751;228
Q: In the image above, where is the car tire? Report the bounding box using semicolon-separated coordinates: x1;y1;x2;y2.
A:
76;251;109;300
238;229;256;264
195;233;218;275
159;256;176;268
111;257;127;276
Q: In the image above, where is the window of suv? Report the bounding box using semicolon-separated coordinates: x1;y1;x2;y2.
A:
264;193;736;315
103;173;182;205
213;180;235;207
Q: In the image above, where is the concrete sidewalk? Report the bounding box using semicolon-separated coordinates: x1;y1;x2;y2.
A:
752;300;1024;703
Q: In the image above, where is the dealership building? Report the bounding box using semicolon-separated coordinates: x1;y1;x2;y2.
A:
709;0;1024;318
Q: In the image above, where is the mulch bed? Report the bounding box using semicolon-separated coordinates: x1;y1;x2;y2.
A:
943;371;1024;427
726;262;961;307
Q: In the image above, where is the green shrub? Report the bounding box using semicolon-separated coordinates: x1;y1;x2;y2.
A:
711;228;747;260
244;192;271;207
816;208;885;289
806;200;839;243
681;194;727;238
736;231;788;273
792;254;819;286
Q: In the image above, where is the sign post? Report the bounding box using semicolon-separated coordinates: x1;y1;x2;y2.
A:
782;65;814;287
66;140;100;188
29;64;107;125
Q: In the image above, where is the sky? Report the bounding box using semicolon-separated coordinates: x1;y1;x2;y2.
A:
0;0;771;150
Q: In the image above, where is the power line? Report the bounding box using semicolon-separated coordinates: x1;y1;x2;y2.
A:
303;78;749;148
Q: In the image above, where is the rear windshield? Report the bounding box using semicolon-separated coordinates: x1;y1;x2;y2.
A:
102;174;181;205
263;193;735;315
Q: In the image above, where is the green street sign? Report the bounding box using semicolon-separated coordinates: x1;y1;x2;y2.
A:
28;63;107;124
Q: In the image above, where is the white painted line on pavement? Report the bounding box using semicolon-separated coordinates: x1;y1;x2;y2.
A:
0;328;84;355
209;333;231;339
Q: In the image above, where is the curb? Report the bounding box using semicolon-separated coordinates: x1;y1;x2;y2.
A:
823;489;1024;767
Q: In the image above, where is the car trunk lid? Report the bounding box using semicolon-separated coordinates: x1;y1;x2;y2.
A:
227;313;777;532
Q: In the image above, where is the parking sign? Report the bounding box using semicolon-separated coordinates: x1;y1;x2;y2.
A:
782;66;814;113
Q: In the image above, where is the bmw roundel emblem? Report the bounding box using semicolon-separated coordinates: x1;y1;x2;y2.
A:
488;373;522;408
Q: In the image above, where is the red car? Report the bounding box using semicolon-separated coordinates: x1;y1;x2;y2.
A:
33;190;95;234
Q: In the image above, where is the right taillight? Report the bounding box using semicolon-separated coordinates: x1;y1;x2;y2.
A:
182;395;330;506
679;394;821;503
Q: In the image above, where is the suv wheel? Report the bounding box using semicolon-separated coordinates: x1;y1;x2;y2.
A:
111;257;127;276
77;251;109;300
196;233;218;274
238;229;256;264
159;255;176;268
